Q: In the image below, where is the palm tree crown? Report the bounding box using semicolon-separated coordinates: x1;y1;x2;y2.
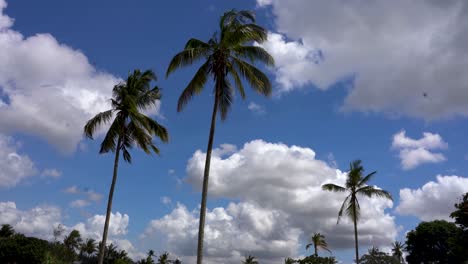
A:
242;255;259;264
166;9;274;119
306;233;331;256
322;160;393;264
84;69;168;161
392;241;405;264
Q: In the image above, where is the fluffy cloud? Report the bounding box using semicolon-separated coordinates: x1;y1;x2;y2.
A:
247;102;266;115
41;168;62;178
396;175;468;221
0;134;37;188
391;130;448;170
0;201;140;258
142;202;300;264
144;140;397;263
257;0;468;119
63;185;103;205
0;0;121;152
70;199;90;208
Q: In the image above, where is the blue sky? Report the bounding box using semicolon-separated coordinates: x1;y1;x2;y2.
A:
1;0;468;263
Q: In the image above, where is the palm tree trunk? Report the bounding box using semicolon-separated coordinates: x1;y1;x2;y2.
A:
196;85;220;264
97;137;122;264
314;244;318;257
353;204;359;264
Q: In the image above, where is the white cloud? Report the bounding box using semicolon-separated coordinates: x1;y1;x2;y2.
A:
257;0;468;119
396;175;468;221
63;185;103;203
64;185;80;194
248;102;266;115
144;140;397;263
41;168;62;178
160;196;172;205
0;1;123;153
0;134;37;188
391;130;448;170
86;190;103;202
70;199;90;208
142;202;301;264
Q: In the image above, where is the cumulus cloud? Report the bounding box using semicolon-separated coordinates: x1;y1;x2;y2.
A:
396;175;468;221
391;130;448;170
257;0;468;119
70;199;90;208
144;140;397;263
63;185;103;204
0;201;141;258
0;134;37;188
0;0;122;152
41;168;62;178
247;102;266;115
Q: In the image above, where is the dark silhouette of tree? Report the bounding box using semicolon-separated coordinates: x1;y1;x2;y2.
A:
306;233;331;257
451;192;468;230
297;255;338;264
0;224;14;238
166;9;273;264
242;255;259;264
63;229;82;254
84;69;168;264
405;220;465;264
322;160;392;264
391;241;405;264
359;247;399;264
81;238;97;257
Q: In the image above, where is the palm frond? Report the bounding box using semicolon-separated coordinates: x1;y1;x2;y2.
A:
83;110;113;139
305;243;313;250
357;186;393;201
177;60;211;112
345;197;361;222
185;38;210;49
233;46;274;66
137;86;161;111
337;195;350;224
227;64;245;99
99;115;123;154
357;171;377;187
231;56;271;96
218;78;234;120
166;48;210;78
322;183;346;193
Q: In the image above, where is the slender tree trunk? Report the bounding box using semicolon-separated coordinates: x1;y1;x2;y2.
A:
314;244;318;257
353;201;359;264
97;137;122;264
196;85;220;264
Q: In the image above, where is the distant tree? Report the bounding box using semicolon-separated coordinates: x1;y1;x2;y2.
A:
63;230;82;254
242;255;259;264
306;233;331;257
450;192;468;230
84;69;168;264
0;224;14;238
166;9;273;264
405;220;465;264
285;257;297;264
53;224;65;243
173;259;182;264
157;252;171;264
391;241;405;264
0;234;49;263
81;238;97;257
359;247;399;264
297;255;337;264
322;160;392;264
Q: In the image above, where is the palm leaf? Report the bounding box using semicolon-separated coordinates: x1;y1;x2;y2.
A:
233;46;274;66
357;186;393;201
83;110;113;139
322;183;346;193
177;60;211;112
231;56;271;96
166;48;210;78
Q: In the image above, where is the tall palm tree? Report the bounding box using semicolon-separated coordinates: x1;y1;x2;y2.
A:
84;69;169;264
166;9;273;264
306;233;331;257
242;255;259;264
322;160;393;264
81;238;97;257
391;241;405;264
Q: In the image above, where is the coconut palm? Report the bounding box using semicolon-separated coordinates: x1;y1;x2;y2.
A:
322;160;393;264
81;238;97;257
306;233;331;257
157;252;171;264
166;9;273;264
242;255;259;264
391;241;405;264
84;69;169;264
64;230;82;253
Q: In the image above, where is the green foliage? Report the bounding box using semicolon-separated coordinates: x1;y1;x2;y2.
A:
306;233;331;256
450;192;468;230
391;241;405;264
359;247;399;264
63;229;82;253
0;234;50;263
405;220;466;264
297;255;338;264
0;224;15;238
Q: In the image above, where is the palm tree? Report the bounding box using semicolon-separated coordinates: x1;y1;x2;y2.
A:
64;230;82;253
84;69;169;264
284;258;296;264
242;255;259;264
157;252;171;264
391;241;405;264
0;224;14;238
166;9;273;264
81;238;97;257
322;160;393;264
306;233;331;257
